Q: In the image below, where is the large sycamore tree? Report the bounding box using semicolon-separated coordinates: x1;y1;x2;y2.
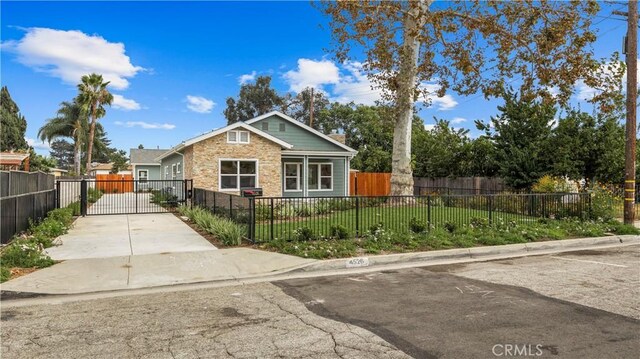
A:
318;0;613;195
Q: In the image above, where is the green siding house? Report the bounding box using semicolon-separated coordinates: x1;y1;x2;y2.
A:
157;111;357;197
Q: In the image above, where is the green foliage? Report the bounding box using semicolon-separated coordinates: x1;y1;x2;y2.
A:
224;76;284;124
531;175;573;193
109;149;129;174
589;185;616;221
470;217;489;228
0;266;9;283
0;86;29;151
68;201;81;216
293;227;316;241
49;139;74;170
178;206;246;246
87;187;103;203
329;224;350;240
1;240;54;269
443;221;457;233
409;217;427;233
151;190;178;206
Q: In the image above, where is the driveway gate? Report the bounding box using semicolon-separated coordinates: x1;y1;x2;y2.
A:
56;179;193;215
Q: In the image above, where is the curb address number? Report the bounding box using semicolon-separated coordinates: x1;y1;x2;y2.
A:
346;257;370;268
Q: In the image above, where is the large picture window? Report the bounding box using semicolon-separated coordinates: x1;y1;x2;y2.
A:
308;163;332;191
220;160;257;190
284;163;301;191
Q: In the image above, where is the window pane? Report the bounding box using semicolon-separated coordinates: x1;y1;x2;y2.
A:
240;176;255;188
228;131;237;142
285;164;298;177
308;165;318;190
262;122;269;131
279;123;286;132
321;164;331;176
321;177;332;189
221;176;237;189
221;161;237;174
239;161;256;174
285;178;298;190
239;131;249;142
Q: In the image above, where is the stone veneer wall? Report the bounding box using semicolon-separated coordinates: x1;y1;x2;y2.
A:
188;132;282;197
183;146;193;181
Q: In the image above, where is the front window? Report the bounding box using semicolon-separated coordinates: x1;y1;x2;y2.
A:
164;166;168;179
308;163;332;191
177;162;181;174
172;164;177;179
138;170;148;183
220;160;257;190
284;163;301;191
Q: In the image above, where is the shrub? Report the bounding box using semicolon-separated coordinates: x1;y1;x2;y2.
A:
409;217;427;233
589;185;616;221
470;217;489;228
430;196;444;207
177;205;246;245
293;227;316;241
1;240;55;268
532;175;574;193
296;204;313;217
87;188;103;203
313;200;332;215
68;201;81;216
277;204;297;220
0;266;9;282
254;204;272;221
369;222;385;233
443;221;457;233
329;225;349;240
151;190;178;206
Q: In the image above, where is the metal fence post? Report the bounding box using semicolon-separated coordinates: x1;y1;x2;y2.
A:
487;195;493;225
229;194;233;219
587;193;592;219
270;198;275;241
80;179;87;216
355;196;360;237
56;180;61;208
427;195;432;229
213;192;217;215
249;197;256;243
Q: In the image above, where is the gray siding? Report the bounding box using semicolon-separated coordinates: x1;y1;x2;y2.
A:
250;115;346;152
281;156;347;197
160;153;184;180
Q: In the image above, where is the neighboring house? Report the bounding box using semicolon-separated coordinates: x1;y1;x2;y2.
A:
89;163;132;176
0;152;30;171
50;168;69;177
130;148;168;182
156;111;357;197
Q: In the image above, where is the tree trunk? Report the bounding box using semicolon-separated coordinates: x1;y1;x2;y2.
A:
85;106;97;175
73;139;81;175
390;0;430;196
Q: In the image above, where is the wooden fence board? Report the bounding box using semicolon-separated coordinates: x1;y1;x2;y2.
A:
96;174;134;193
350;172;391;196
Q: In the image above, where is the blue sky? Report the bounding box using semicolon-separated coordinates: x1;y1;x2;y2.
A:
1;1;634;156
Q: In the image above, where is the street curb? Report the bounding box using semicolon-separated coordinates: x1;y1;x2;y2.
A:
293;235;640;273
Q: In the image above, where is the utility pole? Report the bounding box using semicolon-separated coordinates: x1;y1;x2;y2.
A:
615;2;638;225
309;87;315;128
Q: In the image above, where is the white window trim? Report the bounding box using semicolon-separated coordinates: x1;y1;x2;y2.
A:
177;162;181;174
172;164;177;179
283;162;302;192
138;170;148;182
164;166;169;180
218;158;259;191
308;162;333;192
227;130;250;144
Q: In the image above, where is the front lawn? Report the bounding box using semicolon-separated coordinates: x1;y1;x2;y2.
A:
258;219;638;259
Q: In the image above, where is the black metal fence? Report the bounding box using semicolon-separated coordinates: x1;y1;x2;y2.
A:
1;171;56;244
56;179;193;215
189;189;591;243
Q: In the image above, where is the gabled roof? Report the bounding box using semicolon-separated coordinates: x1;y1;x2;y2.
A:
155;122;294;161
130;148;168;164
245;111;357;153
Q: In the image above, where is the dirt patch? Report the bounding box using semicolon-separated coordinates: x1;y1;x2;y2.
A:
8;267;40;281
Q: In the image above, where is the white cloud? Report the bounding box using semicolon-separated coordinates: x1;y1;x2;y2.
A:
26;137;50;151
114;121;175;130
283;58;341;93
424;124;435;131
2;27;143;90
238;71;257;85
112;94;141;111
331;61;383;105
451;117;467;124
185;95;215;114
418;83;458;110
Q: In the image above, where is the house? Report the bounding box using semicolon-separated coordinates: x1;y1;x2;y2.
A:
50;168;69;177
156;111;357;197
0;152;30;171
130;148;168;182
89;163;132;176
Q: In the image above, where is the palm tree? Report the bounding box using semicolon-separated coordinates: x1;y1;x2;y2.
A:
77;73;113;174
38;101;85;174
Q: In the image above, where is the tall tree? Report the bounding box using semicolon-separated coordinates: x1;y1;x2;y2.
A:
223;76;284;124
77;73;113;174
109;149;129;174
38;100;86;174
319;1;612;195
288;87;330;130
49;139;75;170
413;120;472;178
479;91;555;190
0;86;28;151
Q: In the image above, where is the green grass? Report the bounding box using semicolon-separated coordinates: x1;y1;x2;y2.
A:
254;205;540;242
260;219;639;259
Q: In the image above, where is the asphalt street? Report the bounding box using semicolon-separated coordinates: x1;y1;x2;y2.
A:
2;245;639;359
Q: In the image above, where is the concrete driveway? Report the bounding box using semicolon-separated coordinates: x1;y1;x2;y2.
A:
46;213;216;260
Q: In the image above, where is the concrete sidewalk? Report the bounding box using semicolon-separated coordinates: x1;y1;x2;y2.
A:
1;249;315;295
45;214;215;260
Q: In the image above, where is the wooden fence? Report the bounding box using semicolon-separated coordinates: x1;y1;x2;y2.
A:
413;176;507;194
350;172;391;196
95;174;134;193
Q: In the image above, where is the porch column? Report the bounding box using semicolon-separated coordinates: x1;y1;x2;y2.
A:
303;155;308;197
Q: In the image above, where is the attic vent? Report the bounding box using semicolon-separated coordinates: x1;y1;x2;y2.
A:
262;122;269;131
279;123;286;132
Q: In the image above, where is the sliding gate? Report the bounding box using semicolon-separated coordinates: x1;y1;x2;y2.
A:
56;179;192;215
